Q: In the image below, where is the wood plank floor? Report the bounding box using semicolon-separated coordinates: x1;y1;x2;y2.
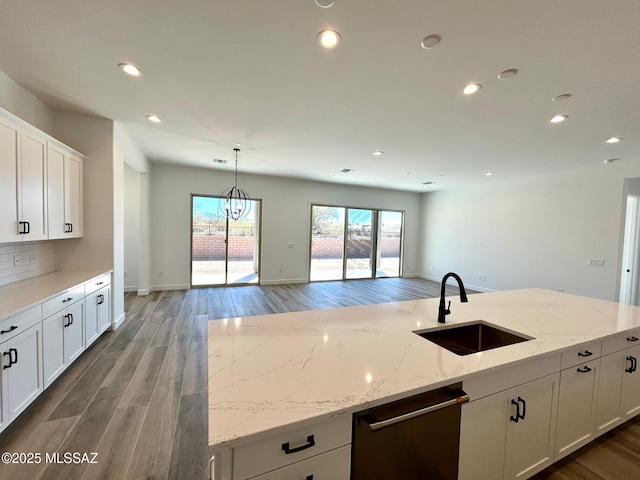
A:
0;277;637;479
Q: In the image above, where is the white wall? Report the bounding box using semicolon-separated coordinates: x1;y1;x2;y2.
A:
0;70;54;134
419;163;640;301
149;163;421;289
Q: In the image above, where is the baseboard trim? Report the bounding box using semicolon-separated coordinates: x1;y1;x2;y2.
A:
137;288;150;296
150;284;190;291
112;312;126;330
259;278;307;285
417;273;497;293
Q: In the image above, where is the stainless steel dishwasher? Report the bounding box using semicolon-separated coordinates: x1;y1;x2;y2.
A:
352;382;469;480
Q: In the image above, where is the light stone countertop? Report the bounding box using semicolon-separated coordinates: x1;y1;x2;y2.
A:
207;288;640;451
0;269;112;320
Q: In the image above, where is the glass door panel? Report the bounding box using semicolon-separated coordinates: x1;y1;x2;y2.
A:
346;209;373;279
227;201;260;284
191;195;260;286
376;210;402;278
310;206;345;281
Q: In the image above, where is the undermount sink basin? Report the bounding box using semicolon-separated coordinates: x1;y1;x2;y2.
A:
414;321;533;356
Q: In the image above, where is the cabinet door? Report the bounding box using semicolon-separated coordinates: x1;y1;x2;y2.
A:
85;290;99;347
621;344;640;419
97;285;111;335
0;116;20;242
19;130;47;240
4;323;43;420
459;389;510;480
65;154;82;238
42;313;66;387
555;361;599;460
47;144;66;239
64;302;84;364
506;374;559;480
595;351;625;434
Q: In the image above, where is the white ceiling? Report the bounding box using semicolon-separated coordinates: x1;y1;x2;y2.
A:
0;0;638;192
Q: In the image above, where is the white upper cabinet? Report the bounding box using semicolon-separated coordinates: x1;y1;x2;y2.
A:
0;116;20;243
0;108;84;244
19;130;48;240
47;143;83;239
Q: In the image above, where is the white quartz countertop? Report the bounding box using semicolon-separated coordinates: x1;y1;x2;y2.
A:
207;288;640;450
0;269;112;320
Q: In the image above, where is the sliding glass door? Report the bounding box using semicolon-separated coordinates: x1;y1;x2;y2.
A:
191;195;261;286
309;204;403;281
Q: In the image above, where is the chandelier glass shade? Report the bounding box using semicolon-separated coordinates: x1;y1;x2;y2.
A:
220;148;251;221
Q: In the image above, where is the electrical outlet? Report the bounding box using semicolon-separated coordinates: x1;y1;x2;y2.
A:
13;255;22;267
29;254;37;263
587;258;605;267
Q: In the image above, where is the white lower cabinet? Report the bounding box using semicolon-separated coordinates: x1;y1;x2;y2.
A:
85;283;110;347
42;301;84;388
459;373;559;480
595;343;640;435
554;360;600;460
250;445;351;480
228;416;351;480
1;322;43;429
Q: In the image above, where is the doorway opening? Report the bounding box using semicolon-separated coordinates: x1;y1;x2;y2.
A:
309;204;403;281
619;195;640;304
191;195;261;286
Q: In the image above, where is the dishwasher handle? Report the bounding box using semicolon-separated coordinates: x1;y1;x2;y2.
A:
361;393;469;432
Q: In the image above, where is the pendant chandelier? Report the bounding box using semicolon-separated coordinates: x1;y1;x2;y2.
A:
220;147;251;220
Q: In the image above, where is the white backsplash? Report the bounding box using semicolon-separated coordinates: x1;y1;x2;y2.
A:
0;242;55;287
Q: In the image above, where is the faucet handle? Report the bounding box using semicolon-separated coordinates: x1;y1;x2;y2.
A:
445;300;451;315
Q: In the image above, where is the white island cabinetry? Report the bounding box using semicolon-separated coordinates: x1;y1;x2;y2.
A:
459;356;560;480
595;330;640;435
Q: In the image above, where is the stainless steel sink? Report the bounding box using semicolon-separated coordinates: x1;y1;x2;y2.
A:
414;321;533;356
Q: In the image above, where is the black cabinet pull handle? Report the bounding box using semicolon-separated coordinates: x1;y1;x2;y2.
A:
281;435;315;454
518;396;526;420
63;314;70;327
577;365;592;373
18;221;27;234
96;281;104;286
627;356;638;373
628;336;639;342
98;294;104;305
578;350;592;357
10;348;17;365
25;221;30;234
69;223;73;233
2;351;11;369
0;325;18;335
68;313;74;326
62;297;73;303
510;399;520;423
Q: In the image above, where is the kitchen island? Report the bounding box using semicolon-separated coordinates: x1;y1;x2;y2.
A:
208;288;640;479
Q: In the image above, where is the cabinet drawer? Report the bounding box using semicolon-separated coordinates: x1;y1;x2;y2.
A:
561;342;602;369
0;307;41;344
85;273;111;295
249;445;351;480
602;329;640;356
233;416;351;480
42;284;85;318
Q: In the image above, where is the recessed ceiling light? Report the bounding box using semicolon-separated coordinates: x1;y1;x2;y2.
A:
485;172;494;176
549;114;568;124
145;114;161;123
462;83;482;95
315;0;334;7
605;136;622;144
420;34;441;49
497;68;518;79
552;93;572;102
317;29;341;49
328;172;335;176
118;63;141;77
372;150;383;156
